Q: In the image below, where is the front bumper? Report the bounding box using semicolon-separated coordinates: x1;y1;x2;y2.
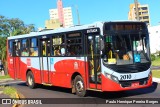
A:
101;74;152;91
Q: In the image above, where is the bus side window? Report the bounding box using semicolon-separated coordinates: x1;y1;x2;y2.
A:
12;41;20;57
9;41;13;56
66;32;83;56
30;48;38;56
22;48;29;56
42;42;46;56
21;39;29;56
52;35;65;56
67;45;82;56
54;46;61;56
30;38;38;56
16;42;20;56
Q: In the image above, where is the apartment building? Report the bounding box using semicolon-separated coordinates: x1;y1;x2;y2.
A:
46;0;73;29
49;7;73;28
128;3;150;26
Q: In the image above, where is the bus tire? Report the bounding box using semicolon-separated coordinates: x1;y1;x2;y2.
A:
74;75;86;97
26;71;37;89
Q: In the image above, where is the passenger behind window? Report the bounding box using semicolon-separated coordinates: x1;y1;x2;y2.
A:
15;47;19;56
61;45;65;56
30;48;38;56
55;47;61;56
22;48;29;56
76;45;82;55
117;46;126;59
34;48;38;56
69;46;75;55
30;48;34;56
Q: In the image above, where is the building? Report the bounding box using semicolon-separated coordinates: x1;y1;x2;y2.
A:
128;3;150;26
49;7;73;28
148;25;160;54
45;19;62;29
48;0;73;28
57;0;64;25
63;7;74;27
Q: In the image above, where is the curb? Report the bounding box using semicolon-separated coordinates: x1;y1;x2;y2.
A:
0;78;14;83
153;77;160;83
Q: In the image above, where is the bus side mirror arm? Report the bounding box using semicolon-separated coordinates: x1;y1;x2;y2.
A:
100;39;104;51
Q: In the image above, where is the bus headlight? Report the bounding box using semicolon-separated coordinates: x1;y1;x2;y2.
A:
148;71;152;78
105;73;119;83
105;73;111;79
111;75;119;83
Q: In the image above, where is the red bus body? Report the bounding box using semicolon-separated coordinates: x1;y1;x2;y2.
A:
7;21;152;95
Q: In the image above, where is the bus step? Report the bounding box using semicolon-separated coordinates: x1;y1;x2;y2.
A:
42;83;53;86
87;88;102;92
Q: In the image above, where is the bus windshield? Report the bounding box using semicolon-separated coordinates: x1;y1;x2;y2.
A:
103;22;150;65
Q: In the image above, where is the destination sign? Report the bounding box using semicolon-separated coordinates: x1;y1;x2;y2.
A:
67;33;81;37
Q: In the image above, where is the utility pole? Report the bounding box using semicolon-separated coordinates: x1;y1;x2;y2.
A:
75;5;80;25
134;0;140;21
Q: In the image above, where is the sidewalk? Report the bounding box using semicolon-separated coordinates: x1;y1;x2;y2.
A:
153;77;160;83
0;70;13;83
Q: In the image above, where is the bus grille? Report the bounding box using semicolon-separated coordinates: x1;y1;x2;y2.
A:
119;77;148;88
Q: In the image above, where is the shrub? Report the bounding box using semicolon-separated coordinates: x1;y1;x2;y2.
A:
151;54;156;61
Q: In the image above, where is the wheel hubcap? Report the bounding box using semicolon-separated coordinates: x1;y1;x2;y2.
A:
76;81;83;92
28;76;33;86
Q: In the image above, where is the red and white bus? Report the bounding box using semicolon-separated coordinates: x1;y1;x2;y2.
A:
7;21;152;97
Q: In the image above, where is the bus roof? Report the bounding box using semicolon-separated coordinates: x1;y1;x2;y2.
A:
8;21;103;40
7;20;144;40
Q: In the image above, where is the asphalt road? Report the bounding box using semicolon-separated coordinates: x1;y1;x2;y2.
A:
1;80;160;107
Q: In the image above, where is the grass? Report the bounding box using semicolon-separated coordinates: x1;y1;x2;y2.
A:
152;57;160;66
152;70;160;78
0;74;17;98
0;75;11;79
2;86;17;98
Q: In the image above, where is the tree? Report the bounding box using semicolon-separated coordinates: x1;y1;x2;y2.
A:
0;16;35;37
0;15;36;74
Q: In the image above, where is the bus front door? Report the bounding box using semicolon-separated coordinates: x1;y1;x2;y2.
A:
86;35;102;90
13;41;21;79
40;39;51;84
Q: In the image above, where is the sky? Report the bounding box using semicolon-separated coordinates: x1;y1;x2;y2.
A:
0;0;159;29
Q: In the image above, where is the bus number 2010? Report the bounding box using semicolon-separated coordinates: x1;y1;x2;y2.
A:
120;74;132;80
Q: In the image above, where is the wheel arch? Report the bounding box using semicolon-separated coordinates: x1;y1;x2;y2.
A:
26;69;32;77
26;69;37;88
71;72;86;94
71;72;82;85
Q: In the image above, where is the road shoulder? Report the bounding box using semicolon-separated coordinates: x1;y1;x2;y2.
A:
153;77;160;83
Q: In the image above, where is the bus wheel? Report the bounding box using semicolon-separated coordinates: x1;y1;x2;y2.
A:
74;75;86;97
27;71;37;89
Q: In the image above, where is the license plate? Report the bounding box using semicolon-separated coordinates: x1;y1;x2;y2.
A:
131;82;139;87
